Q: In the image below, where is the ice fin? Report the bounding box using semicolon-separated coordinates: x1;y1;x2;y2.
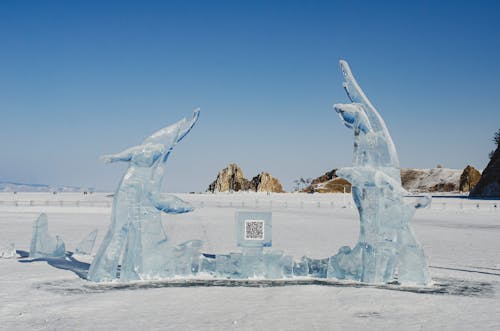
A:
143;108;200;150
150;193;194;214
75;229;98;255
334;103;372;134
0;242;16;259
29;214;66;258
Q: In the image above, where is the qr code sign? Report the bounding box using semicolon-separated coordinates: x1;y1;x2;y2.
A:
244;220;265;240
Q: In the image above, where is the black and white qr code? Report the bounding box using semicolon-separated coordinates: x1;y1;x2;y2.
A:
244;220;265;240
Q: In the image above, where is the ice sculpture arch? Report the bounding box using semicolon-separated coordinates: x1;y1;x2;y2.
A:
88;109;200;282
330;60;431;285
84;64;431;285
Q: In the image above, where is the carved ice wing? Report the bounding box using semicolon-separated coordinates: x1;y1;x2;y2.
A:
143;108;200;148
339;60;385;133
335;60;400;169
334;103;372;134
101;147;135;163
101;144;165;164
149;192;194;214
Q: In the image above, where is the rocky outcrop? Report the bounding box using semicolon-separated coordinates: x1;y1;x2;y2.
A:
311;170;336;185
398;166;481;193
207;164;284;193
400;168;461;193
251;172;284;193
307;167;470;194
207;164;255;192
459;165;481;192
310;177;352;193
302;169;352;193
470;146;500;197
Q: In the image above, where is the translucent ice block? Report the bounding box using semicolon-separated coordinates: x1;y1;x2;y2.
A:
29;213;66;258
75;229;98;255
0;242;16;259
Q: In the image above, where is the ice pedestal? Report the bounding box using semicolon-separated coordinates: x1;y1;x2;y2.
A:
206;250;295;279
292;257;309;277
29;213;66;258
120;239;202;281
329;60;431;285
199;212;296;279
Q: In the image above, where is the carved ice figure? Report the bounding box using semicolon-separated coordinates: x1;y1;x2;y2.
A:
88;109;200;282
330;60;431;285
29;213;66;258
75;229;98;255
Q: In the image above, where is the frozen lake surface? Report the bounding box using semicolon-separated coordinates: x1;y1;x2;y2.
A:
0;192;499;330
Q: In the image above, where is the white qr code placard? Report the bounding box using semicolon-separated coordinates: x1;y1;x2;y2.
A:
244;220;265;240
236;211;271;247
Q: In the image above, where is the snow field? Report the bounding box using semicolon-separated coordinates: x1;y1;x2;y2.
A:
0;192;499;330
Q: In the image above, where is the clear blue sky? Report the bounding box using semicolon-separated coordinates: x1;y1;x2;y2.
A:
1;0;499;192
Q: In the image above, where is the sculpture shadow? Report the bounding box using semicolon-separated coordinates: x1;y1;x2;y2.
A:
17;250;90;280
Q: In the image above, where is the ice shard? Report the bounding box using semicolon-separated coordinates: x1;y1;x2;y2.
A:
330;60;431;285
0;242;16;259
75;229;98;255
29;213;66;258
88;109;200;282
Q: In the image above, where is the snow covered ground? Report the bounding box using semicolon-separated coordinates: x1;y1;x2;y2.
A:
0;192;499;330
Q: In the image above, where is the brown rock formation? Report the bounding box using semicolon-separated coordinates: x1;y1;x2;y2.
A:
470;146;500;197
459;165;481;192
400;169;422;189
400;168;461;193
311;170;337;185
308;167;466;193
207;163;255;192
302;169;352;193
429;182;458;192
313;177;352;193
251;172;284;193
207;164;284;193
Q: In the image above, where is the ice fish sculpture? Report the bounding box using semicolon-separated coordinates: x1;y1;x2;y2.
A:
29;213;66;258
75;229;98;255
330;61;431;285
88;109;200;282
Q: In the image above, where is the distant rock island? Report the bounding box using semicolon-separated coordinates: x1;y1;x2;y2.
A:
470;144;500;197
302;166;481;194
207;163;284;193
300;169;352;193
401;166;481;193
207;163;482;194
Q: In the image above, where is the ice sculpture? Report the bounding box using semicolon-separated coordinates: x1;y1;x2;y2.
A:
330;60;431;285
29;213;66;258
75;229;98;255
88;109;201;282
0;242;16;259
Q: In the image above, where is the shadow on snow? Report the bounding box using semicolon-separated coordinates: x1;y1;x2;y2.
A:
17;250;90;279
17;251;497;298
